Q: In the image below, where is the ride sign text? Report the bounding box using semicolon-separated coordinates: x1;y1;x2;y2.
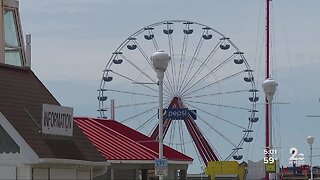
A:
164;108;188;120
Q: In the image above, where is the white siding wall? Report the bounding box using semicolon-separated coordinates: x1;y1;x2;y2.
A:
1;153;92;180
0;153;32;180
77;170;91;180
32;168;48;180
0;153;20;165
31;167;91;180
17;165;31;180
0;166;16;180
1;165;92;180
50;168;77;180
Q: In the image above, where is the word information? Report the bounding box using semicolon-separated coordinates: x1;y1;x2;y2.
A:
42;104;73;136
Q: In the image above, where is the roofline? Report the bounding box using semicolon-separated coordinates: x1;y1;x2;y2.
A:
74;116;109;121
38;158;110;167
0;63;29;70
0;112;39;163
0;64;60;104
170;160;193;165
108;160;193;165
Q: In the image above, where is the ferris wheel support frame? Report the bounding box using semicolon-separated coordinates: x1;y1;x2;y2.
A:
150;97;219;165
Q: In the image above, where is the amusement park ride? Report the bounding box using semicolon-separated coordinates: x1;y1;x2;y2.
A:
97;19;259;179
98;18;259;168
96;0;305;179
263;0;278;179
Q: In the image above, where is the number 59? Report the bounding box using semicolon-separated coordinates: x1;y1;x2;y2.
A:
264;157;275;164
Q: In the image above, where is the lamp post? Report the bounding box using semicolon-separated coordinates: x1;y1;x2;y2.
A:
151;50;170;180
307;135;314;180
262;78;278;179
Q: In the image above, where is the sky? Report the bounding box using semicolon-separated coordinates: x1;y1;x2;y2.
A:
19;0;320;173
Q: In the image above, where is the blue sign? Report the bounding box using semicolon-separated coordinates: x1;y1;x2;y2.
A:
164;108;188;120
158;108;197;120
155;158;168;167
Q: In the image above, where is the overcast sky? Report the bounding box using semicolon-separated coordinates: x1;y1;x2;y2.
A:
19;0;320;173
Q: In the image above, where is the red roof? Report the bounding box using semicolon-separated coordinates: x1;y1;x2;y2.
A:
74;117;193;162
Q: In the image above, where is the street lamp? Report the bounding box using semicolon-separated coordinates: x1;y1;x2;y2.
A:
307;135;314;180
262;78;278;102
151;50;170;180
262;78;278;179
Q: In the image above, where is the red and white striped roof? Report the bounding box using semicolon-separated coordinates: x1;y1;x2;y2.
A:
74;117;193;162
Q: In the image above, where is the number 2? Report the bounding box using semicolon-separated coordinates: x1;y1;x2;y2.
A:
289;147;298;161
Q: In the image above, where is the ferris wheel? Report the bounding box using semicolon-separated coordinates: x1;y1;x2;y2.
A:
98;20;259;167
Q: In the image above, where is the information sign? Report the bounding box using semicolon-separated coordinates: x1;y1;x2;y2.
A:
42;104;73;136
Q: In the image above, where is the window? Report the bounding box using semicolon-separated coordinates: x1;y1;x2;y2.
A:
4;8;23;66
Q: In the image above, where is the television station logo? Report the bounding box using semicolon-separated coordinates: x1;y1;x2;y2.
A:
263;147;305;164
289;147;305;165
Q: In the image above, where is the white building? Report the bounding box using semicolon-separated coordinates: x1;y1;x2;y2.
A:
0;1;108;179
246;160;266;179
